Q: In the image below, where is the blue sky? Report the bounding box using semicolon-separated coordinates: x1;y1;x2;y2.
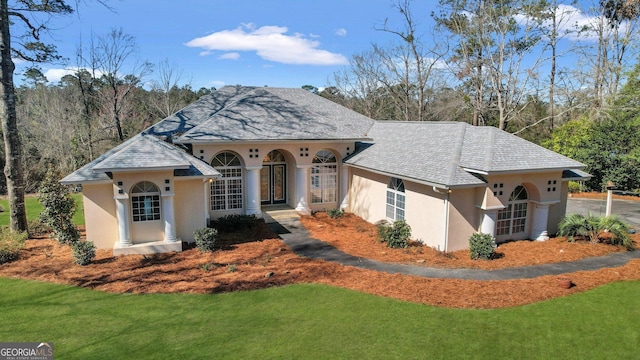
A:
14;1;602;90
16;0;436;89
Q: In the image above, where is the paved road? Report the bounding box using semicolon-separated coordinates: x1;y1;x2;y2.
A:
566;197;640;229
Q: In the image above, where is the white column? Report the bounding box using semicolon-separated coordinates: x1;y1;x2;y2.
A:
295;165;311;215
245;166;262;217
606;189;613;217
340;164;349;210
114;195;131;247
532;203;550;241
162;193;177;242
480;209;498;237
203;180;211;226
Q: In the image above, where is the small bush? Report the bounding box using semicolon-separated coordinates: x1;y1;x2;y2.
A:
54;225;80;245
0;227;27;264
72;241;96;266
327;208;344;219
194;227;218;252
469;233;496;260
568;181;582;193
27;219;52;237
211;214;259;232
377;220;411;249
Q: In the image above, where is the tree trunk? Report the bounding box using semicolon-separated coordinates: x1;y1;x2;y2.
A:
0;0;28;233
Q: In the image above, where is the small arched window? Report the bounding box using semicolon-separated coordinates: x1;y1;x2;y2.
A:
386;178;405;221
131;181;161;222
311;150;337;203
211;152;243;210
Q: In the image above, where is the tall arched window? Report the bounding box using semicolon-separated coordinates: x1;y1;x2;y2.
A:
386;177;405;221
211;152;243;210
311;150;337;203
496;185;528;236
131;181;161;222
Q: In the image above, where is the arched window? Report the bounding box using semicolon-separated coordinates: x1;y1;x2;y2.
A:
496;185;528;236
386;178;405;221
211;152;243;210
311;150;337;203
131;181;160;222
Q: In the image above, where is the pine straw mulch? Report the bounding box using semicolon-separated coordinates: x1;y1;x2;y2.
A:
1;191;639;309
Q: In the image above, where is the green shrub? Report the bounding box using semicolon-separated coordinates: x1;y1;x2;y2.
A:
469;233;496;260
377;220;411;249
211;214;258;232
568;181;582;193
38;167;77;242
27;219;52;237
327;208;344;219
72;241;96;266
194;227;218;252
54;225;80;245
0;227;27;264
558;213;634;250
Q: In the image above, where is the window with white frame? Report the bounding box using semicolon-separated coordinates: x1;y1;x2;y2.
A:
131;181;161;222
211;152;243;210
311;150;337;203
496;185;528;236
386;178;405;221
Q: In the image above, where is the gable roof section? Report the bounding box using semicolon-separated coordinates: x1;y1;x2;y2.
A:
345;121;587;188
61;134;220;184
172;86;375;143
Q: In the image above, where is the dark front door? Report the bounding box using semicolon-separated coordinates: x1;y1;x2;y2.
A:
261;164;286;205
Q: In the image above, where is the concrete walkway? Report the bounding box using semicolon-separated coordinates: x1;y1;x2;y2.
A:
263;209;640;281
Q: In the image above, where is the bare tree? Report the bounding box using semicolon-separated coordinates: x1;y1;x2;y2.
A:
148;59;191;119
97;28;152;142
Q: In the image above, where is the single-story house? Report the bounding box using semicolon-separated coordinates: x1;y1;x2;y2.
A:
62;85;589;255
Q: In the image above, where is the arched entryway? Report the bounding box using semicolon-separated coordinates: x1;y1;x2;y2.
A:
496;185;529;240
261;150;287;205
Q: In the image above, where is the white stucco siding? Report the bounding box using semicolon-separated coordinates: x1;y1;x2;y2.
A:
549;181;570;236
348;167;448;250
174;179;207;242
403;182;447;251
447;188;479;251
82;183;118;249
349;168;388;223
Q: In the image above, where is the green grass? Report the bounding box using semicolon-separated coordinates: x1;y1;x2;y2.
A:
0;193;84;227
0;278;639;359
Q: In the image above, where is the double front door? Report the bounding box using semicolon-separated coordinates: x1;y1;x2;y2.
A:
261;164;286;205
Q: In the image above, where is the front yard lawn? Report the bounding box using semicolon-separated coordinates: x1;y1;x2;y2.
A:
0;193;84;226
1;277;639;359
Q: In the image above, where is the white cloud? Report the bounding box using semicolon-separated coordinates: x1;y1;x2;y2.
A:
334;28;347;37
185;23;348;65
219;52;240;60
516;4;629;42
43;67;106;83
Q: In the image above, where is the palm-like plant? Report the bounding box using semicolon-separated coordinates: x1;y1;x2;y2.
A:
557;213;634;250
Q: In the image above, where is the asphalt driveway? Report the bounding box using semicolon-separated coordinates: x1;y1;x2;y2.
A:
566;197;640;230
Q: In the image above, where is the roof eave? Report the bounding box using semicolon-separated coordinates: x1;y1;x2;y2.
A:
92;165;190;173
174;137;373;145
344;163;485;190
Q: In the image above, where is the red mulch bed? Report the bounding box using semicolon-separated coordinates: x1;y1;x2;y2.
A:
1;192;639;309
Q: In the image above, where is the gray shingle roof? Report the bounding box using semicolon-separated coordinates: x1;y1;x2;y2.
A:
61;134;219;184
345;121;587;188
171;86;375;142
